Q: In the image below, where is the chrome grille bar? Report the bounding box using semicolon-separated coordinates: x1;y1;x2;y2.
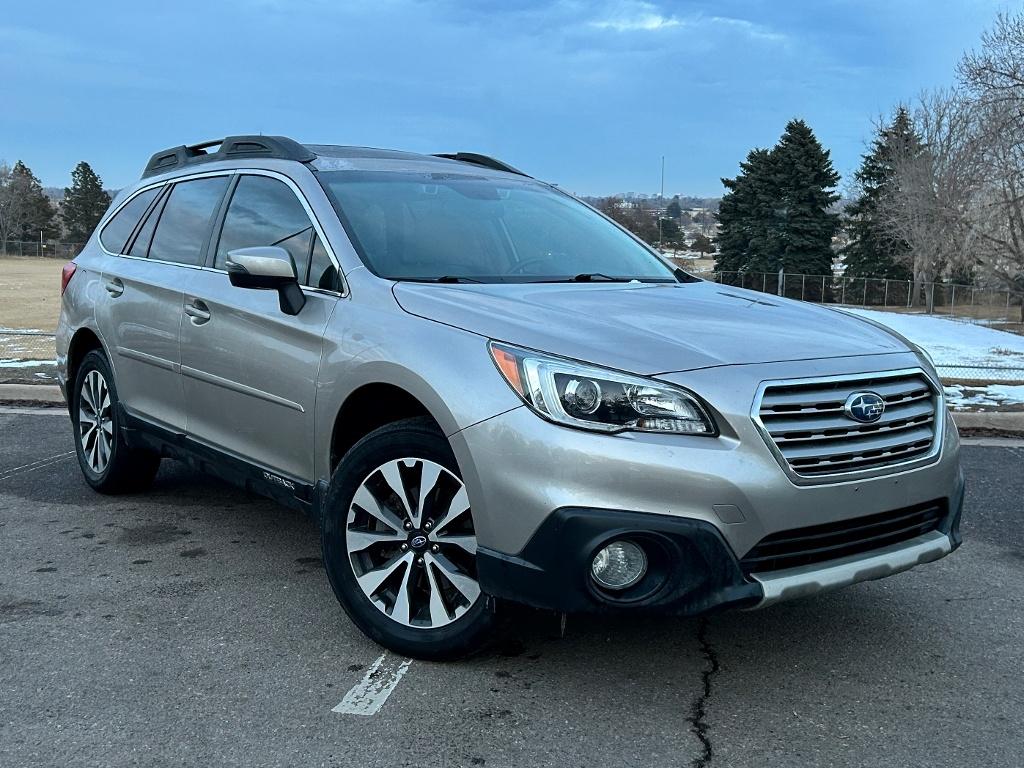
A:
752;369;942;481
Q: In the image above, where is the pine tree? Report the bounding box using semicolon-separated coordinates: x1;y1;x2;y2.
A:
715;147;779;276
62;161;112;243
842;108;919;280
715;120;840;298
8;161;59;243
691;233;715;254
770;119;841;279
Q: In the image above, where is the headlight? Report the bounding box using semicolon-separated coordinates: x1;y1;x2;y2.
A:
488;342;716;435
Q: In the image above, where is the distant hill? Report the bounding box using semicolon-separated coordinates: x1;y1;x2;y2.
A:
44;187;120;208
581;194;721;211
44;187;120;204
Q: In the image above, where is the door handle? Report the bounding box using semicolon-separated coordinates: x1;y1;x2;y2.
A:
104;278;124;297
184;299;211;325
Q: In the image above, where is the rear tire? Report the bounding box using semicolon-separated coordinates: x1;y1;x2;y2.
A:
321;417;497;660
72;349;160;494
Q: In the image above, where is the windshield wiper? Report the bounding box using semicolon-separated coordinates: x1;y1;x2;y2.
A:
527;273;638;283
400;275;483;284
571;272;633;282
435;275;483;283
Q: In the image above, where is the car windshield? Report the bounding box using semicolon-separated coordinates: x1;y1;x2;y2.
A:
318;171;677;283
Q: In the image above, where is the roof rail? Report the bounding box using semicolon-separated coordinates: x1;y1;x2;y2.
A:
432;152;530;178
141;135;316;178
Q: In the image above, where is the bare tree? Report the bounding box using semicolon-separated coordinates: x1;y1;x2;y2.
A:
0;162;28;254
869;13;1024;319
960;12;1024;102
876;90;980;312
960;12;1024;320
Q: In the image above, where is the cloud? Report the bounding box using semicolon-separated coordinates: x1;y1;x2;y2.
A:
708;16;788;44
588;4;682;32
580;2;788;46
593;9;679;30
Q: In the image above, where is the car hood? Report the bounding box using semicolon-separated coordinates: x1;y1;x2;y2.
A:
392;280;910;375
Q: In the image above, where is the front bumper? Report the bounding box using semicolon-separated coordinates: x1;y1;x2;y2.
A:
453;353;964;614
751;529;952;609
477;485;963;614
477;508;763;615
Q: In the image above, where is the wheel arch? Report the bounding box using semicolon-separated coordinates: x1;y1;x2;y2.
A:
327;378;452;473
66;326;107;398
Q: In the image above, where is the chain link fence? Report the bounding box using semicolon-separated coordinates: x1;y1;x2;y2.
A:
708;270;1024;326
0;330;57;384
704;271;1024;383
1;241;85;259
0;330;56;361
929;365;1024;384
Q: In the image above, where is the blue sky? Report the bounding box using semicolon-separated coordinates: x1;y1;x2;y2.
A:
0;0;1011;196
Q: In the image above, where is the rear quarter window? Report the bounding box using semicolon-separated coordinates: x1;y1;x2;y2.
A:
148;177;229;266
99;187;159;254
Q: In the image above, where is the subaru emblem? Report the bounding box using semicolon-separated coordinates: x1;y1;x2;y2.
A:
844;391;885;423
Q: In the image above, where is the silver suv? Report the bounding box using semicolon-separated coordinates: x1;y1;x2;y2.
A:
57;136;964;659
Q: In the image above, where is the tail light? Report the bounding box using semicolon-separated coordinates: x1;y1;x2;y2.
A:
61;262;77;295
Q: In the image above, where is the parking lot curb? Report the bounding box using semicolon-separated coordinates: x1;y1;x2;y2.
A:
951;410;1024;437
0;384;65;407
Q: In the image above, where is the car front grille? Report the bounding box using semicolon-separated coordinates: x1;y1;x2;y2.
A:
754;370;940;478
740;500;946;574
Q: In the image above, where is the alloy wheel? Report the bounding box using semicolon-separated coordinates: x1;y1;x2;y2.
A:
346;458;481;629
79;369;114;474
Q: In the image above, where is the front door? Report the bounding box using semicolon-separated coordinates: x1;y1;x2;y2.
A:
178;173;341;482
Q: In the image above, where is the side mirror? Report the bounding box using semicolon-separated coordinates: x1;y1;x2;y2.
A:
225;246;306;316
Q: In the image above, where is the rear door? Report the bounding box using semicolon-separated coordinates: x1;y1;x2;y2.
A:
93;176;229;431
178;172;341;482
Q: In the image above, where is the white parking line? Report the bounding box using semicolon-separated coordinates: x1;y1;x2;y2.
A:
0;451;76;481
332;653;413;716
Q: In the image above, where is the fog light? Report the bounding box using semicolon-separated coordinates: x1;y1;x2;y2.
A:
591;540;647;590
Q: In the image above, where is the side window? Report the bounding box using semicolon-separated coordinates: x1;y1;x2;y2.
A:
149;177;229;266
308;234;339;291
128;190;165;258
215;176;314;277
99;188;159;254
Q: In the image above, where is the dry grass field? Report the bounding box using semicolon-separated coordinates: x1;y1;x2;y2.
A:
0;257;64;332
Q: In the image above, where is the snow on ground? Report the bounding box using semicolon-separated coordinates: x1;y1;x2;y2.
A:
944;383;1024;409
0;359;55;368
836;307;1024;407
835;307;1024;370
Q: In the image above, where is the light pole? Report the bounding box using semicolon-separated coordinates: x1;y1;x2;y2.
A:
658;155;665;249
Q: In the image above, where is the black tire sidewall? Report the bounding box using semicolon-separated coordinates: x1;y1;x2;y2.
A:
321;418;495;660
72;350;122;488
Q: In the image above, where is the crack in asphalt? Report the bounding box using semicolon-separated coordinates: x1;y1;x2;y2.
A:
688;617;720;768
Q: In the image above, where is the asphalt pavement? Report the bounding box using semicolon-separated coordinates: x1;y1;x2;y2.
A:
1;411;1021;768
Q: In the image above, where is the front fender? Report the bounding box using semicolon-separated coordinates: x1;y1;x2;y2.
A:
312;277;522;482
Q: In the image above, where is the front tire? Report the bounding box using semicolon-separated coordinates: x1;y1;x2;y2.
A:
72;349;161;494
321;417;496;660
